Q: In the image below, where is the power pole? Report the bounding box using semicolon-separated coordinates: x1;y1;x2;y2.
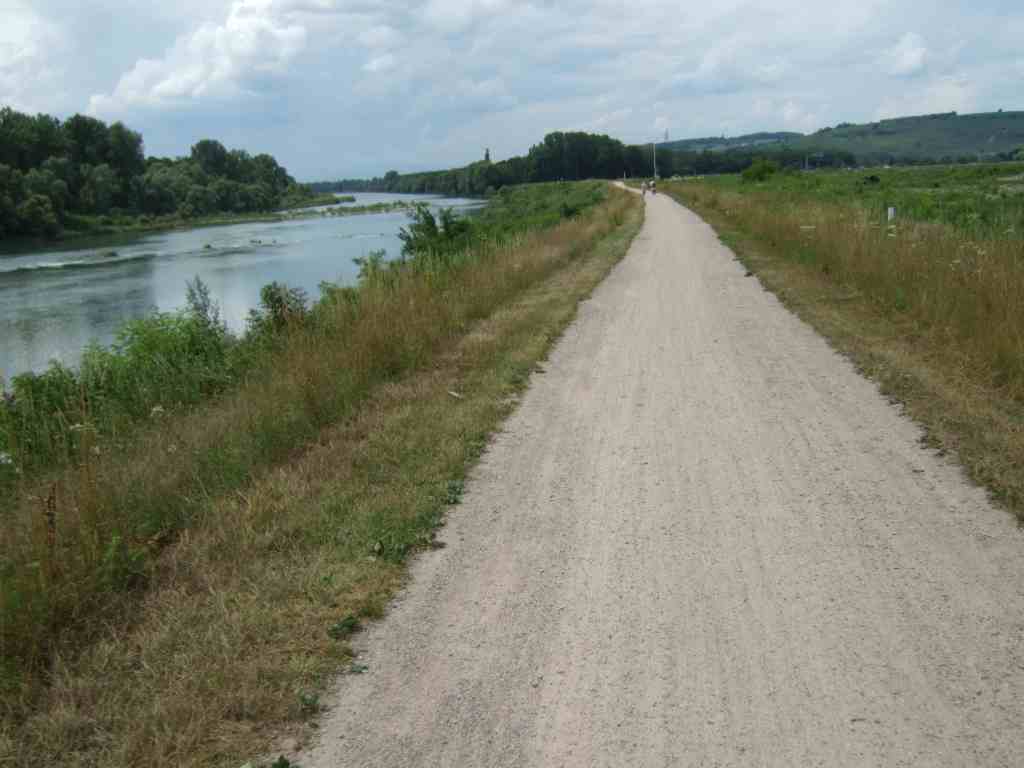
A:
651;129;667;180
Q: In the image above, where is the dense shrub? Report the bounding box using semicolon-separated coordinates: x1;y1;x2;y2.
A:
742;157;780;183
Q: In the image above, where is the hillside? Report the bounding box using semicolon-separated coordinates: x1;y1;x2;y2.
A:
660;111;1024;164
659;132;802;153
792;111;1024;162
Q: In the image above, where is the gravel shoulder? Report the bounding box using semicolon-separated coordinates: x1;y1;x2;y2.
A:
302;186;1024;767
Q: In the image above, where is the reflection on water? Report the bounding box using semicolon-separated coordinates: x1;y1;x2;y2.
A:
0;193;481;377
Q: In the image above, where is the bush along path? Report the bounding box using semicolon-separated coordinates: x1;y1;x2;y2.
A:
1;183;643;768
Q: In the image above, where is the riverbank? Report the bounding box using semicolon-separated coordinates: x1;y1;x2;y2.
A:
1;183;641;768
0;194;385;250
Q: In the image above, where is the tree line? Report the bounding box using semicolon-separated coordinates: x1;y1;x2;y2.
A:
0;106;315;239
309;131;868;197
311;132;651;197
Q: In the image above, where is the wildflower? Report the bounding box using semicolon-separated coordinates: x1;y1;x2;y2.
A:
150;405;165;418
0;451;13;466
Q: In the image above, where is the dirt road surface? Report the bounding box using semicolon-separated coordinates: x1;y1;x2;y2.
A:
303;187;1024;767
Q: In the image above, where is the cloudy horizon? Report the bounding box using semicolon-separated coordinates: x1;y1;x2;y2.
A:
2;0;1022;180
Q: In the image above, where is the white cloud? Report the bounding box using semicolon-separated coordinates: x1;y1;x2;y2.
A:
781;100;819;132
875;74;976;120
884;32;928;76
420;0;510;32
0;3;66;112
363;53;396;73
589;107;633;131
358;24;402;49
5;0;1015;178
89;0;311;114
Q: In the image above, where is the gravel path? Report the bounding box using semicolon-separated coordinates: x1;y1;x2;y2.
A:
303;187;1024;767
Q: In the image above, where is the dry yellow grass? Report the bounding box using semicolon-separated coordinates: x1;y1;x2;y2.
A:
1;187;643;767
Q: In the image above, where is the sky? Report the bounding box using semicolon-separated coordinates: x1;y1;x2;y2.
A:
2;0;1022;180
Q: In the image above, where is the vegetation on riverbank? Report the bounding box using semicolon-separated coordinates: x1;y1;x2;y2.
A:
662;168;1024;519
0;106;321;240
0;182;602;483
0;197;410;250
0;184;631;765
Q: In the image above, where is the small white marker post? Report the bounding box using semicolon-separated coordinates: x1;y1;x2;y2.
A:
887;206;897;222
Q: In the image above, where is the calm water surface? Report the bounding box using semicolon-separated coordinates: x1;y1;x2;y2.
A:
0;193;480;378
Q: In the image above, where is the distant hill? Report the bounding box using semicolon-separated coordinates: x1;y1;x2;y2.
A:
658;111;1024;164
659;132;802;153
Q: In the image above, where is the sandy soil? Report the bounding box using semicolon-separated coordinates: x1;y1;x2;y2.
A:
302;186;1024;767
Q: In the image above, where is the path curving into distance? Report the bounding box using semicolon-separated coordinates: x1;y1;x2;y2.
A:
303;184;1024;767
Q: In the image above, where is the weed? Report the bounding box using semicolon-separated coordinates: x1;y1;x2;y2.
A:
444;479;465;505
327;615;360;640
298;692;320;715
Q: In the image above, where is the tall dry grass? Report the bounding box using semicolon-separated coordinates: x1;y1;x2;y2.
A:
671;182;1024;398
0;186;636;715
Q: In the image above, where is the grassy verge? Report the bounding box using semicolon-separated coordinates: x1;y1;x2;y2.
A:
662;179;1024;519
674;162;1024;237
1;184;642;766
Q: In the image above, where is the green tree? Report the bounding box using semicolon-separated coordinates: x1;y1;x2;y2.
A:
24;168;69;219
210;178;243;212
64;114;111;168
16;194;60;236
108;122;145;206
190;139;230;178
78;164;117;214
251;153;291;197
742;157;780;183
139;168;179;215
0;164;24;236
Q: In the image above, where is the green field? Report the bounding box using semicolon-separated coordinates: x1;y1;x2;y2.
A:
663;161;1024;517
684;161;1024;237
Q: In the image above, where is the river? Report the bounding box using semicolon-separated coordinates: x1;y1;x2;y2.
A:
0;193;481;379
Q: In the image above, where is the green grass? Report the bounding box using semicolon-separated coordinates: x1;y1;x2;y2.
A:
663;172;1024;519
685;161;1024;238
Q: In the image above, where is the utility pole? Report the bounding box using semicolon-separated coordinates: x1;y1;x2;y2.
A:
651;129;667;180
